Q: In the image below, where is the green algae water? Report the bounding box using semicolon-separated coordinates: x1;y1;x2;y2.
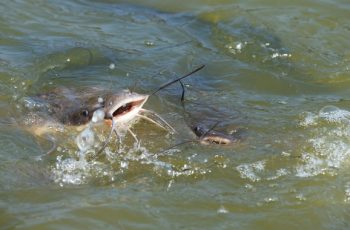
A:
1;0;350;229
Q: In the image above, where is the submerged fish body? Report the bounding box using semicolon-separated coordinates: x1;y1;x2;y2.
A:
21;87;101;136
35;88;103;125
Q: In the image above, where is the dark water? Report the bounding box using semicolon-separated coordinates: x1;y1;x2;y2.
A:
1;0;350;229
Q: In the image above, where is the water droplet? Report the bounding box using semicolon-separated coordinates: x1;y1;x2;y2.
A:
296;193;306;201
217;205;229;214
109;63;115;69
91;109;105;123
245;184;255;191
120;161;128;169
144;40;154;47
76;128;95;152
264;197;278;203
281;151;291;157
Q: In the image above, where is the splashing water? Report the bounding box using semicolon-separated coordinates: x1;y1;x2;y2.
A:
52;109;108;185
76;109;105;153
76;128;95;153
296;105;350;177
318;105;350;123
91;109;105;123
51;108;219;185
51;107;170;185
236;160;266;182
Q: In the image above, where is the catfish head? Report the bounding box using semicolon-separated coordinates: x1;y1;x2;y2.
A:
103;90;149;125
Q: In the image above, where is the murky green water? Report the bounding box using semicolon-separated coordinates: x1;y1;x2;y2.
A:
1;0;350;229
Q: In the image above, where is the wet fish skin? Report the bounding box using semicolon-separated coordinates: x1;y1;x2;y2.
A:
191;124;240;145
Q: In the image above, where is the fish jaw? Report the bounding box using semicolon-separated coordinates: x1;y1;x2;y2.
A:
104;91;149;125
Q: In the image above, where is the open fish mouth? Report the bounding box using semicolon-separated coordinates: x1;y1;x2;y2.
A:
104;91;149;124
112;98;147;118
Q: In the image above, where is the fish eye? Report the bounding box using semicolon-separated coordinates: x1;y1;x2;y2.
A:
81;110;89;117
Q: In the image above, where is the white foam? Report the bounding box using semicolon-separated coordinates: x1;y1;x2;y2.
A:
345;182;350;203
236;160;266;182
225;41;246;54
296;106;350;177
217;205;229;214
52;155;94;185
295;153;327;177
267;168;289;180
318;105;350;123
271;53;291;58
299;112;318;127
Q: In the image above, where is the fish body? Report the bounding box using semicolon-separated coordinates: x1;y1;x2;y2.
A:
21;87;148;136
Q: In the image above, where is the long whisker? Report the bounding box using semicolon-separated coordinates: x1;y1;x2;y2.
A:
45;137;57;155
136;114;168;131
96;119;117;156
150;64;205;96
179;80;186;102
34;135;57;161
140;109;176;133
127;127;139;147
113;129;122;152
200;121;221;139
157;140;197;156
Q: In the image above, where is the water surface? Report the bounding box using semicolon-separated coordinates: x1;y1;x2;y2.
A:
1;0;350;229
